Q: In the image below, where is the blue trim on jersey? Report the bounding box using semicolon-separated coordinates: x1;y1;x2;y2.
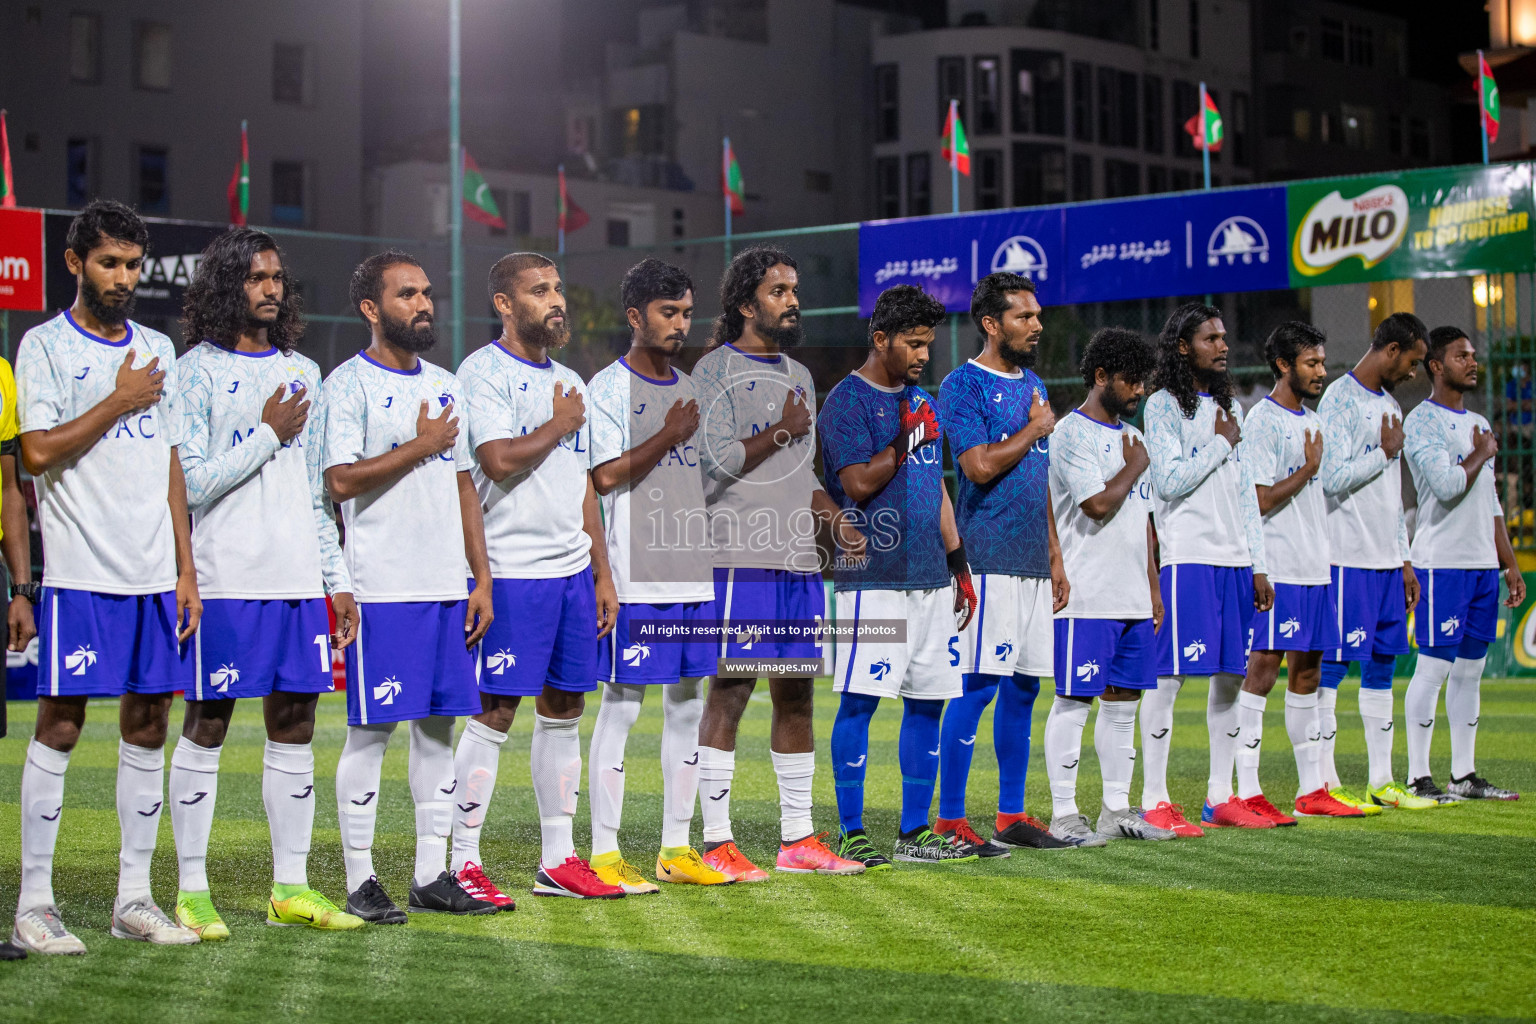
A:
1347;371;1382;396
494;341;552;369
841;591;862;692
619;357;678;386
223;344;279;358
1263;395;1306;417
65;310;132;347
723;341;782;364
359;350;422;375
1424;399;1467;415
1070;408;1123;430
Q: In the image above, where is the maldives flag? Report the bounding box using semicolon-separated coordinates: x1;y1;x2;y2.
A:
722;138;745;216
462;150;505;229
557;166;588;232
1479;51;1501;143
941;100;970;176
1184;89;1223;152
0;110;14;208
227;120;249;225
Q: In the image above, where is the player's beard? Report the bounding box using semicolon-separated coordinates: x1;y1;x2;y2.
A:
1194;363;1230;391
1103;387;1140;420
755;302;803;349
81;274;137;326
1287;367;1322;400
999;329;1038;369
380;309;437;353
516;303;570;350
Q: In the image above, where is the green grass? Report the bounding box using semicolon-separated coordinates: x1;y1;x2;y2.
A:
0;678;1533;1023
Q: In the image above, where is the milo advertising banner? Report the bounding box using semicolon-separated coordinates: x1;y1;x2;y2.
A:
1287;163;1535;285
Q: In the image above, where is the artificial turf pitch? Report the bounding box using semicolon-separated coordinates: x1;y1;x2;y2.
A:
0;677;1531;1024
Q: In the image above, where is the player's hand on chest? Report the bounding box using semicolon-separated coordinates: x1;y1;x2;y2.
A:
371;380;457;462
82;346;165;442
214;364;310;451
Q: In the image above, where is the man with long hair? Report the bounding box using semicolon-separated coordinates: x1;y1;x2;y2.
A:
1141;302;1274;833
692;246;865;880
168;228;363;937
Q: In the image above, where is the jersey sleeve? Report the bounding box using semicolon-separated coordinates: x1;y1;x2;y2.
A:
818;387;877;476
694;352;745;482
796;364;822;492
586;370;630;469
448;372;475;473
178;356;282;510
303;370;351;594
1318;387;1389;498
1145;392;1232;501
0;360;18;445
1238;444;1268;576
322;369;367;470
1053;420;1108;507
1238;407;1283;487
464;360;520;450
1404;410;1469;504
939;372;988;458
15;334;64;433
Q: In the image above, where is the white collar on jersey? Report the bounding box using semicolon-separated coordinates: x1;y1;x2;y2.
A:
967;357;1024;380
852;370;906;394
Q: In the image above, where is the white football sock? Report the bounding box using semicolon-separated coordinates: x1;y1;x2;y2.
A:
698;745;736;843
588;683;644;857
531;714;582;870
335;723;394;893
1284;690;1322;796
1095;699;1138;812
1446;657;1485;780
450;718;508;872
408;716;456;887
1044;697;1091;820
117;740;165;906
1234;690;1267;800
18;739;69;913
169;738;221;893
1405;656;1452;783
661;679;704;850
1358;688;1396;789
262;740;315;887
1317;687;1341;788
1139;675;1182;807
1206;673;1241;805
771;750;815;844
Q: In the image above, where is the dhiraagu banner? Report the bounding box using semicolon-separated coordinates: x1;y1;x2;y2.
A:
1287;163;1535;286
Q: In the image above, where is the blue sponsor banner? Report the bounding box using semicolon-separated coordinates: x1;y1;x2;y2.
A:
858;187;1288;314
858;208;1065;315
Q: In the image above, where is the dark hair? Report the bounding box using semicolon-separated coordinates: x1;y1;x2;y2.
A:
1371;311;1428;352
1264;320;1326;378
349;249;423;321
712;246;797;346
488;251;557;303
181;228;304;354
969;271;1036;338
1080;327;1155;390
621;257;693;314
66;199;149;262
868;284;946;344
1150;301;1230;416
1426;324;1469;369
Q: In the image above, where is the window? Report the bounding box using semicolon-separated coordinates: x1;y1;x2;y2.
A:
1320;17;1344;61
937;57;965;132
1071;61;1093;141
1388;113;1403;155
1013;50;1065;136
511;190;532;235
133;21;172;91
1118;72;1139;149
1341;104;1373;150
1097;67;1117;144
69;12;100;84
136;146;169;214
273;43;307;105
612;105;667;157
1012;142;1066;206
1347;23;1373;66
1143;74;1164;153
1104;159;1140;198
1148;0;1160;49
1071;153;1093;201
606;219;630;247
973;56;1001;135
1319;109;1335;144
1293;109;1312;142
1188;0;1200;58
805;170;832;193
1231;91;1250;166
974;149;1003;209
874;64;899;142
1146;165;1168;193
1172;80;1197;157
874;156;900;217
271;161;306;226
1409;117;1429;160
906;153;931;215
66;138;96;206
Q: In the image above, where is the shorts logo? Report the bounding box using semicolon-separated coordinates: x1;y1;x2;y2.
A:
622;642;651;667
735;626;762;650
64;645;98;676
209;664;240;693
1278;618;1301;639
373;677;403;705
1182;639;1207;660
1347;627;1367;647
1439;615;1461;637
869;658;893;681
1076;660;1100;682
994;640;1015;661
486;650;516;675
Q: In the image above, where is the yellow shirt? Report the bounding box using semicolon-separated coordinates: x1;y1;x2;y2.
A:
0;357;17;544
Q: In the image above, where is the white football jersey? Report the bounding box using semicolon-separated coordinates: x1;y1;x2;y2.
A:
1404;399;1502;570
692;342;821;572
587;358;714;603
1240;396;1330;585
1317;372;1410;570
321;350;473;602
1143;389;1266;574
179;343;349;600
1049;410;1153;619
16;313;185;594
459;342;591;580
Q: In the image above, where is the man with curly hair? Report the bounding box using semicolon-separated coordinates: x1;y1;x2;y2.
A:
1141;303;1274;833
168;228;363;937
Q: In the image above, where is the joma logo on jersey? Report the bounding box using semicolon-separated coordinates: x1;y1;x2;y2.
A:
64;645;98;676
485;650;516;675
209;665;240;693
1278;618;1301;638
1439;616;1461;636
1347;627;1368;647
622;643;651;667
1183;639;1208;659
373;677;403;704
1076;660;1100;681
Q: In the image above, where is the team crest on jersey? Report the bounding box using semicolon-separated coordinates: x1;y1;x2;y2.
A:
1278;618;1301;639
64;645;97;676
869;658;893;681
1076;660;1100;681
1347;627;1367;647
438;392;453;407
485;650;516;675
1439;616;1461;637
622;643;651;667
209;664;240;693
1183;639;1208;659
373;677;403;704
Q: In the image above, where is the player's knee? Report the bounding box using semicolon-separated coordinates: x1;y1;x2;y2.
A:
538;686;585;720
181;709;230;749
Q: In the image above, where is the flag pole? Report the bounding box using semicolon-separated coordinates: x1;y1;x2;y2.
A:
1480;50;1490;165
1199;81;1211;190
723;137;733;265
448;0;464;367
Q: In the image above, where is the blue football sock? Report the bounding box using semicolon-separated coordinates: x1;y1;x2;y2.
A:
831;691;880;833
937;673;998;820
1360;653;1396;690
898;698;944;833
995;673;1040;815
1321;660;1348;690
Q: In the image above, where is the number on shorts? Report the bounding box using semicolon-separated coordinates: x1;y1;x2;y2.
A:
948;636;960;667
314;633;330;673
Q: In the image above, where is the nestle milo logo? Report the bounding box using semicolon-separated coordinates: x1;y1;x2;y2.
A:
1291;184;1409;277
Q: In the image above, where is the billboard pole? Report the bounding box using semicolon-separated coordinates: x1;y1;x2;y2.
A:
448;0;464;367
